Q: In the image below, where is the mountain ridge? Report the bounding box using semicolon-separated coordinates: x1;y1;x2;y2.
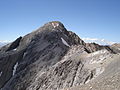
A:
0;21;119;90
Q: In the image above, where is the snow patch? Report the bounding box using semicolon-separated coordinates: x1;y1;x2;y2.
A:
23;52;27;58
52;23;59;28
56;23;59;27
13;62;18;76
13;48;17;51
61;38;70;47
0;72;2;77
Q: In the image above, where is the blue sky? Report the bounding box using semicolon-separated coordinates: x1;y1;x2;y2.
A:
0;0;120;44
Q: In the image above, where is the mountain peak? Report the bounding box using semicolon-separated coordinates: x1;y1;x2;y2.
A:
49;21;64;27
43;21;66;31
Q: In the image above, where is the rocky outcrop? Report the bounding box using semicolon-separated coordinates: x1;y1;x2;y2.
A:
67;53;120;90
6;37;22;51
0;21;118;90
110;43;120;53
85;43;115;53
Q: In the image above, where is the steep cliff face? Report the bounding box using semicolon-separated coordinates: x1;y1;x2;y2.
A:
0;21;117;90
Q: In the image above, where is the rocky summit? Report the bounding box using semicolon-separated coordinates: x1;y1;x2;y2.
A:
0;21;120;90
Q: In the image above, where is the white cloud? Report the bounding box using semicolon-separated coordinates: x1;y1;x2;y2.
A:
0;40;10;43
82;38;99;41
82;38;115;45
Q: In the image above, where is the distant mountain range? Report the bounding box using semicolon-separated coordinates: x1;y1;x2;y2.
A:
0;21;120;90
82;38;115;45
0;41;9;47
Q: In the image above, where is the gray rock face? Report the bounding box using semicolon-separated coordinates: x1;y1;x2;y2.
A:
85;43;115;53
110;43;120;53
6;37;22;51
0;50;24;88
0;21;118;90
